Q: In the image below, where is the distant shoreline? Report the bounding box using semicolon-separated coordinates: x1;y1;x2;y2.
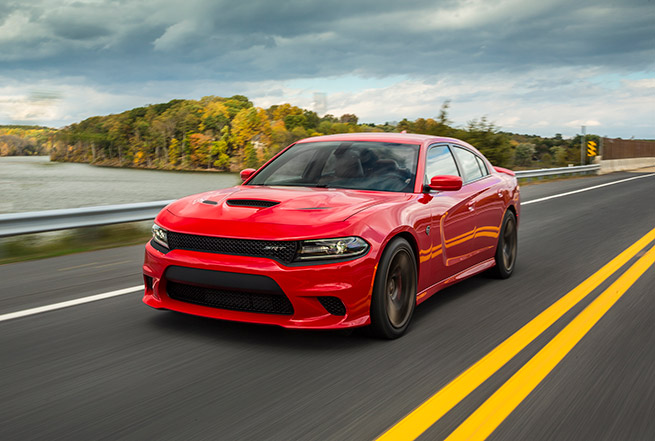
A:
1;155;238;174
56;158;236;174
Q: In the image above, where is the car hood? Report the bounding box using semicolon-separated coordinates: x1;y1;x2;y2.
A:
165;186;408;227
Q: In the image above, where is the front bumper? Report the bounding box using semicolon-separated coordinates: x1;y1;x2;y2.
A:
142;240;377;329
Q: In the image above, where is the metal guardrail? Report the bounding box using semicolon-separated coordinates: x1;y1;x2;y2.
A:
514;164;600;178
0;200;173;238
0;165;601;237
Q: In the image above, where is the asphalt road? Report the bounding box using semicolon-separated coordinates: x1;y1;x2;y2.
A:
1;171;654;441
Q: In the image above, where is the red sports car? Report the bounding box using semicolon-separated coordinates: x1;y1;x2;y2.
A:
143;133;519;338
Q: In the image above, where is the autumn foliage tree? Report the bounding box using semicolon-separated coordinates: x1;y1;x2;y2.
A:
42;95;591;171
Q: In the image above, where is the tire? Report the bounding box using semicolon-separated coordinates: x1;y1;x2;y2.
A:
489;209;518;279
369;238;417;339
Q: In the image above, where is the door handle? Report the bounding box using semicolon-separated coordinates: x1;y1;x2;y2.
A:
467;203;475;211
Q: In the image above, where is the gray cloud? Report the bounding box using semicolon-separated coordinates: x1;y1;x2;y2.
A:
0;0;653;137
1;0;652;84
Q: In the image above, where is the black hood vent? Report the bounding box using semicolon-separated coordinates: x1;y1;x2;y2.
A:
226;199;280;208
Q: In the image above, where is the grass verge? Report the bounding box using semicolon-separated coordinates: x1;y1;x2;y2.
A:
0;222;152;265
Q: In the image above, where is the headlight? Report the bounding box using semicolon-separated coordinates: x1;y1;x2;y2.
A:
294;237;369;261
152;224;169;248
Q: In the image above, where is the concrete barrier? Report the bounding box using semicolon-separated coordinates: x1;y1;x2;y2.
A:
599;157;655;174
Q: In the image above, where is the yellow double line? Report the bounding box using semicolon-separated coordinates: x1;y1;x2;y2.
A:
378;227;655;441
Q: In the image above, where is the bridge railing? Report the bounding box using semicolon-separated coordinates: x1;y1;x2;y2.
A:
0;165;601;237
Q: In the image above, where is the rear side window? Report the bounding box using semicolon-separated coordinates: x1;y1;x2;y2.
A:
425;144;459;182
475;155;488;175
452;146;485;183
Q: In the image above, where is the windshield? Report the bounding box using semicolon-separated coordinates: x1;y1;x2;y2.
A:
248;141;420;192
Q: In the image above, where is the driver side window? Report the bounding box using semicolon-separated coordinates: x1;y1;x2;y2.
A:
425;144;460;183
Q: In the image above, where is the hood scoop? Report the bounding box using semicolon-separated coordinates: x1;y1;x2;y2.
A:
226;199;280;208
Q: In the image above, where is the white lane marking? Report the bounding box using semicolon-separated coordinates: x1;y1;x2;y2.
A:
4;173;654;322
0;285;143;322
522;173;655;205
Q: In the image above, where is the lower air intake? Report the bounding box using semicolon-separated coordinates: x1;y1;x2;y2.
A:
167;282;294;315
317;296;346;316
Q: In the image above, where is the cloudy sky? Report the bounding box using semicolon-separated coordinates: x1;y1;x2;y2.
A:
0;0;653;138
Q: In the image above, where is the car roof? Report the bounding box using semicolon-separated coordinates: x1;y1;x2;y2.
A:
295;132;467;146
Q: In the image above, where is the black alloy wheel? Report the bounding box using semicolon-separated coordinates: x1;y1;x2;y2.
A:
369;238;417;339
490;209;517;279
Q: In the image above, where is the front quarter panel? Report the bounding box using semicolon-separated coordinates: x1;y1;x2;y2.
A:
346;195;433;292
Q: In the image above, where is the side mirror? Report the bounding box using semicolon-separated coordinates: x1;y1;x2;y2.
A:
427;175;463;192
240;168;256;182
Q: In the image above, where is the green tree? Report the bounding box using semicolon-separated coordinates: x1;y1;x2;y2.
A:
514;143;536;167
339;114;358;124
283;114;307;130
437;100;451;126
168;138;181;165
540;152;553;167
224;95;253;118
461;118;513;167
550;146;569;167
243;143;259;168
211;140;230;170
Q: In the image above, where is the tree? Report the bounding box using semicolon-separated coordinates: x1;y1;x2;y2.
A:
231;107;272;163
271;120;292;153
47;92;565;173
201;100;230;135
514;143;536;167
437;100;451;126
188;133;213;167
283;114;307;130
540;152;553;167
461;118;513;167
211;140;230;170
550;146;569;167
270;103;302;121
340;114;358;124
168;138;181;165
242;143;259;168
290;126;308;142
224;95;253;118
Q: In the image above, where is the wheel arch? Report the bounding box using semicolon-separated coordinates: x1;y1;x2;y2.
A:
388;231;420;281
497;204;518;253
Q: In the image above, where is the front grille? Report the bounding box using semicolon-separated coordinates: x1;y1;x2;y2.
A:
226;199;280;208
167;281;294;315
167;232;298;263
318;296;346;316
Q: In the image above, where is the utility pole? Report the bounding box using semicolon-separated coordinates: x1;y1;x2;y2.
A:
580;125;586;166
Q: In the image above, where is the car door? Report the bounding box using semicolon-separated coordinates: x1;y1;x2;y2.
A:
423;144;479;280
450;145;505;262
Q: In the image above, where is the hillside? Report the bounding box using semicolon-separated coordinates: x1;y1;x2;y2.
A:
5;96;598;170
0;125;56;156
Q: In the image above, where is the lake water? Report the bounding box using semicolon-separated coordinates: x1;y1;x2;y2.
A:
0;156;240;214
